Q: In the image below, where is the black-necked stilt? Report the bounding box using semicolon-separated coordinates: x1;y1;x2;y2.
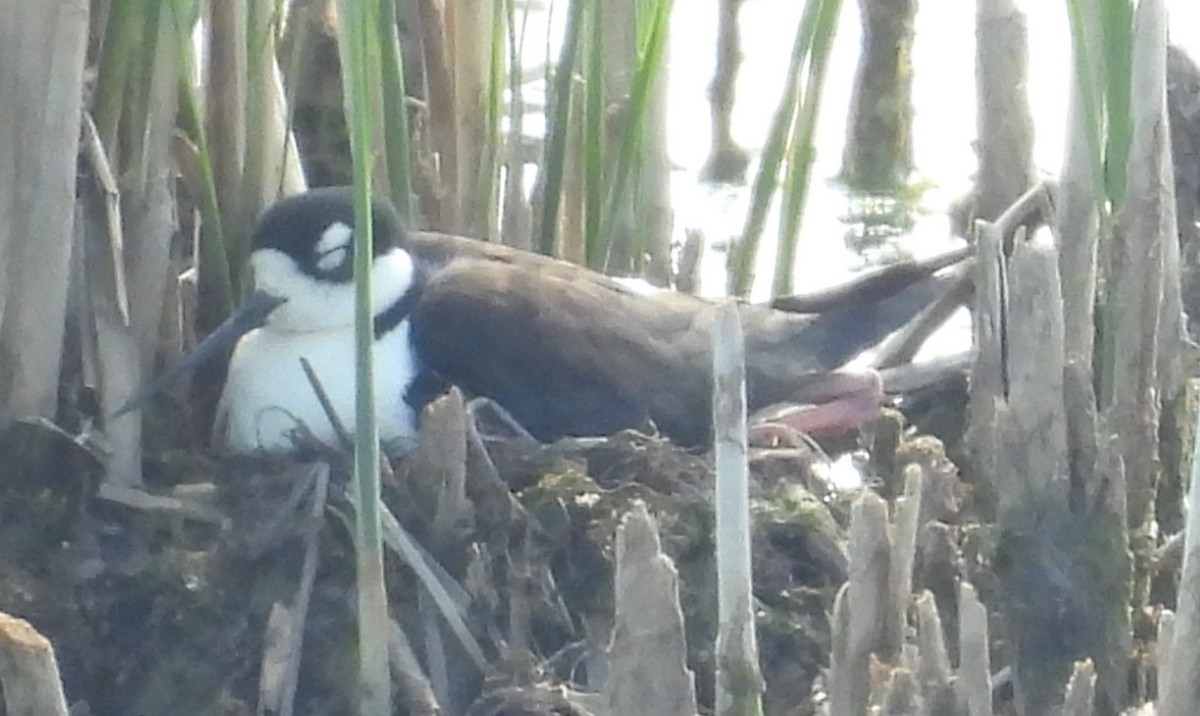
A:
117;187;956;454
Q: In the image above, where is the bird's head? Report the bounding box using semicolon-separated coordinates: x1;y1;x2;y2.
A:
112;187;414;418
247;186;414;333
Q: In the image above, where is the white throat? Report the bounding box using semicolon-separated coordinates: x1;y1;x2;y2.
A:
216;321;420;454
215;245;421;454
250;246;415;333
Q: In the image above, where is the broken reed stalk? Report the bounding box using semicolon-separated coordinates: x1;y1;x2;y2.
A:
605;502;698;716
914;591;955;713
1158;396;1200;714
829;463;926;714
956;582;991;716
400;389;490;683
0;612;70;716
299;361;487;672
1061;660;1096;716
96;0;181;489
830;491;888;716
969;204;1132;711
78;132;144;487
711;301;764;716
1109;0;1175;530
885;466;922;656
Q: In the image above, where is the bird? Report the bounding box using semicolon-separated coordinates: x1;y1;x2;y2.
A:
116;186;956;455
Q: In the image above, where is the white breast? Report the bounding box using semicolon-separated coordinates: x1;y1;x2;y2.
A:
215;321;419;454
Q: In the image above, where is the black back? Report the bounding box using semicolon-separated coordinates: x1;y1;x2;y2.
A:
406;232;954;446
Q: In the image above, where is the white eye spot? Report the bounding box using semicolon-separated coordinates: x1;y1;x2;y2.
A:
316;247;348;271
316;222;353;253
314;221;352;271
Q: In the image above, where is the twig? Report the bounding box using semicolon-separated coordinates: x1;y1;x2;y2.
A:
379;508;487;670
420;591;451;709
96;482;229;527
991;179;1058;242
257;464;329;716
466;396;539;446
80;111;129;326
299;358;355;454
507;521;533;654
878;350;972;395
870;267;972;370
388;620;442;715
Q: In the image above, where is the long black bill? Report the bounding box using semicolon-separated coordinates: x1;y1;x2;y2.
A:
110;290;287;419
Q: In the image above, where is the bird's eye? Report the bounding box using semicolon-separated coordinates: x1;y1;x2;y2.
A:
316;246;349;272
314;221;353;273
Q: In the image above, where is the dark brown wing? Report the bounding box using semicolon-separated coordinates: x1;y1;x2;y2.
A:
408;237;713;444
406;232;958;445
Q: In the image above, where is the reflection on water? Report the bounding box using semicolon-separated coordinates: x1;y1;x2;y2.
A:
663;0;1200;298
515;0;1199;305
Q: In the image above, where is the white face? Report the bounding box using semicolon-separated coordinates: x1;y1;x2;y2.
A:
250;235;415;333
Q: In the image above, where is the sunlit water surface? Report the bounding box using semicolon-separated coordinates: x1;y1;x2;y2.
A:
520;0;1200;362
667;0;1200;294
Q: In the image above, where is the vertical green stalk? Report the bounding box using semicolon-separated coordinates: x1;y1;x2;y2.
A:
125;0;164;185
481;0;507;240
1064;0;1113;227
242;0;277;232
379;0;415;222
598;0;673;273
536;0;587;256
727;0;823;296
1064;0;1135;407
337;0;391;712
501;0;529;247
1100;0;1133;204
774;0;841;296
582;4;605;267
205;0;248;280
92;0;143;155
171;0;234;331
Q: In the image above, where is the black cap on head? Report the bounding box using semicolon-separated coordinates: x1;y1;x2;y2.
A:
252;186;405;282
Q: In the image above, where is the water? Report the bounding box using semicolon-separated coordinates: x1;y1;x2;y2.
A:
665;0;1200;299
514;1;1199;359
